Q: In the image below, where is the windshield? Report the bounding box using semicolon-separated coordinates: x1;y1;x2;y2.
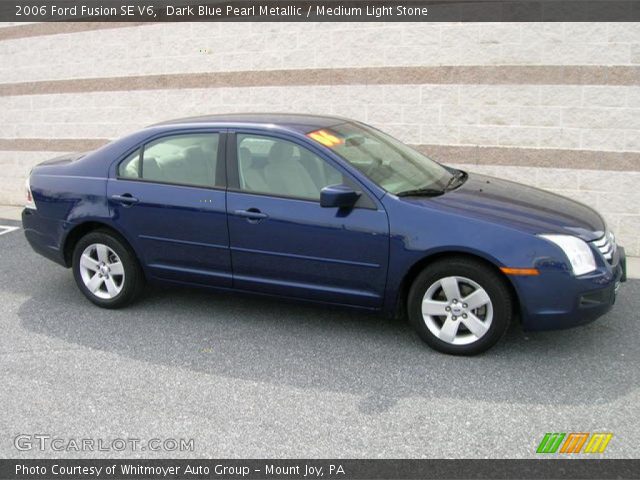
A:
306;122;454;195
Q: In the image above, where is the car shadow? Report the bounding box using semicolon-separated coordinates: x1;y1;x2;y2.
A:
14;261;639;412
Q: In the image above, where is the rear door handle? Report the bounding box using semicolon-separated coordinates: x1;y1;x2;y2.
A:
234;208;268;221
111;194;139;205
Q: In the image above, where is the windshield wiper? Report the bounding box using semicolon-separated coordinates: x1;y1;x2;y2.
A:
444;170;467;191
396;187;445;197
397;171;468;197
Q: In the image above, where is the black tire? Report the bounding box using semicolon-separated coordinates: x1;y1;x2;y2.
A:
407;256;513;355
72;229;144;308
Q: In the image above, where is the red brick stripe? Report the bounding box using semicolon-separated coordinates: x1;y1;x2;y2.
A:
0;65;639;98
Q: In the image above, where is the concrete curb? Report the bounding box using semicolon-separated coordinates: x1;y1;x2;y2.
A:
0;205;21;221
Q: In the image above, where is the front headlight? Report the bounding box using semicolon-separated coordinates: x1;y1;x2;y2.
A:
539;234;597;276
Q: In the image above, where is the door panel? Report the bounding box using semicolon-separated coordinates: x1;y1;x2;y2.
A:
228;193;388;306
227;132;389;307
108;131;231;287
108;180;231;286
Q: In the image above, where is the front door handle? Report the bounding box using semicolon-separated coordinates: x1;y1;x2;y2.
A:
111;194;139;206
234;208;268;221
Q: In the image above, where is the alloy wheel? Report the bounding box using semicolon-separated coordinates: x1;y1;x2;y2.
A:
421;276;493;345
78;243;125;300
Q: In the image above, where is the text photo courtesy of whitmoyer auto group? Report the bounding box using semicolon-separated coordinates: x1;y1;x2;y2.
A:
1;1;640;479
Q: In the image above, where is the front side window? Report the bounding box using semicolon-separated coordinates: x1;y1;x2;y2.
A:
306;123;454;195
237;134;343;201
118;133;221;188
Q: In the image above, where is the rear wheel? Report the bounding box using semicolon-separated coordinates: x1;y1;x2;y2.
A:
72;230;144;308
407;257;513;355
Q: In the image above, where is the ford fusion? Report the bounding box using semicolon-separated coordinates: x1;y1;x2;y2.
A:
23;114;626;355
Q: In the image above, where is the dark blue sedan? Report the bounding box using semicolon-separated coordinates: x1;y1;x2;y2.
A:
23;114;627;354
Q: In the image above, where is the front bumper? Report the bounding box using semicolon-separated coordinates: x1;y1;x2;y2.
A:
518;246;626;331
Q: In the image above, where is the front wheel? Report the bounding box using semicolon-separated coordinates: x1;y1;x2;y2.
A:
72;230;144;308
407;257;513;355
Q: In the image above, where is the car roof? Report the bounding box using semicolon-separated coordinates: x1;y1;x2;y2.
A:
151;113;350;133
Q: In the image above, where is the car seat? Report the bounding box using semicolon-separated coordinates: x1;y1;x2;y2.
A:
263;142;320;199
239;146;270;193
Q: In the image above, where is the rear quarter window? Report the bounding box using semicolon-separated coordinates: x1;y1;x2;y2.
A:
118;149;141;178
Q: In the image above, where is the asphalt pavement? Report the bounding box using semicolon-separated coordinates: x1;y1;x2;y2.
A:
1;218;638;458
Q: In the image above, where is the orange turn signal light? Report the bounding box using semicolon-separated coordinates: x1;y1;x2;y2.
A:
500;267;540;276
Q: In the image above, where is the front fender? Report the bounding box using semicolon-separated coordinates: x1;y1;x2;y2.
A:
381;195;566;317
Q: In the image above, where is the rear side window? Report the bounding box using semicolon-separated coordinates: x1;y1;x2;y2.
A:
118;133;221;188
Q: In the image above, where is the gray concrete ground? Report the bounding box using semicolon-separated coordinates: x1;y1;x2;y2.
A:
0;219;638;459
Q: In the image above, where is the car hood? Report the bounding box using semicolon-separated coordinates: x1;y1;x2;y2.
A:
406;172;605;241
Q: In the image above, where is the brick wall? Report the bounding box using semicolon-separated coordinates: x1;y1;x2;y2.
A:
0;21;639;254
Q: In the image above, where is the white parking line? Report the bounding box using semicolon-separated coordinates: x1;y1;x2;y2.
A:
0;225;20;236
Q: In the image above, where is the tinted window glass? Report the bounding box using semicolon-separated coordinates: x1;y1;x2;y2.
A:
237;134;342;201
118;149;141;178
306;123;453;195
119;134;221;188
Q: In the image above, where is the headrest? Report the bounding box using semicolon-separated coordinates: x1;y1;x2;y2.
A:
183;145;203;159
239;146;252;164
142;155;157;167
268;141;295;163
142;156;161;178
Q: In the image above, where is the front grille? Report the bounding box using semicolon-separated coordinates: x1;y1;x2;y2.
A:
592;232;616;263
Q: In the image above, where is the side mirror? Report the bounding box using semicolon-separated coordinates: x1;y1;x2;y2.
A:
320;184;361;208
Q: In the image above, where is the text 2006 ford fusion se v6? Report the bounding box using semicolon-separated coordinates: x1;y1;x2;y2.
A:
23;114;627;355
